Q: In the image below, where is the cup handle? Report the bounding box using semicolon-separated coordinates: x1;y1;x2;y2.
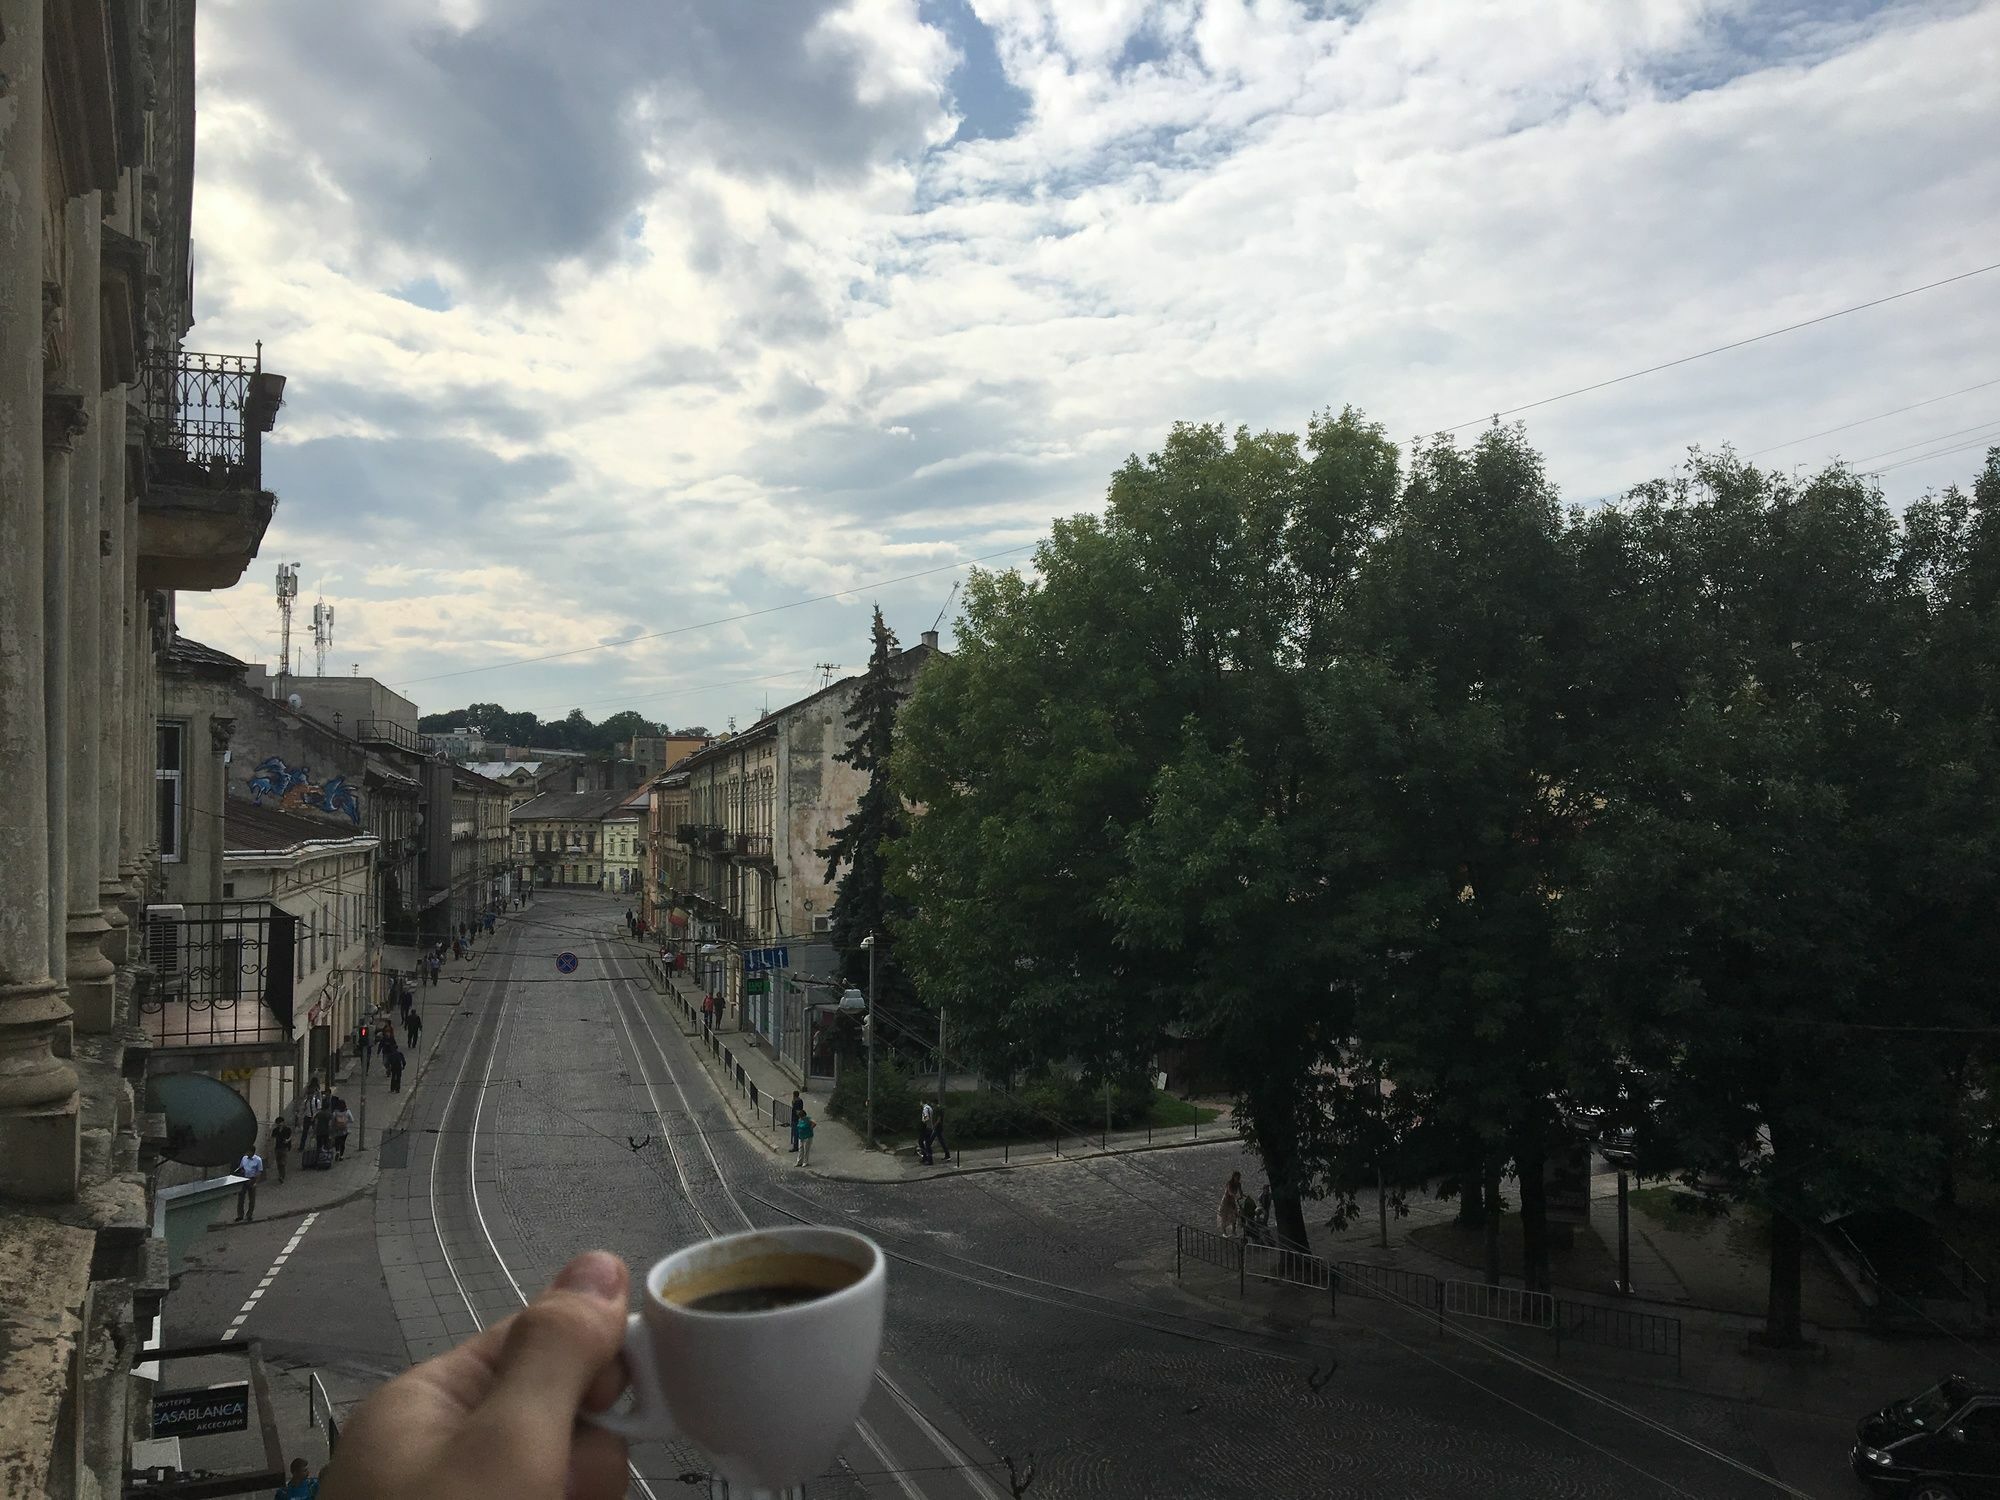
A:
583;1313;677;1443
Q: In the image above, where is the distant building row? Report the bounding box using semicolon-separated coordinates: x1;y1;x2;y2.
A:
640;629;944;1083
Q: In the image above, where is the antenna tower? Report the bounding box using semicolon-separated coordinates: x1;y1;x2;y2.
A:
275;563;299;686
815;662;840;688
311;599;336;676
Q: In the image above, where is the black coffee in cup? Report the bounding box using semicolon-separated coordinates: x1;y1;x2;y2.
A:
664;1251;863;1315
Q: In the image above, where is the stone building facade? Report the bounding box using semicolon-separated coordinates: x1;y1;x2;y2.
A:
0;3;288;1493
665;631;941;1078
511;789;631;888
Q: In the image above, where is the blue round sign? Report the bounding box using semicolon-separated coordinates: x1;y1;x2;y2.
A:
555;951;579;974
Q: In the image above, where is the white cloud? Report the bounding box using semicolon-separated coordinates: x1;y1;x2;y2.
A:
180;0;2000;727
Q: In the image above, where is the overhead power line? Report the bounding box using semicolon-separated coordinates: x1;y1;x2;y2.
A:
1748;375;2000;457
1847;416;2000;468
1437;259;2000;435
392;543;1036;689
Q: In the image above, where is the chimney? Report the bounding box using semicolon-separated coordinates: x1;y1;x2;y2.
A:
920;629;939;651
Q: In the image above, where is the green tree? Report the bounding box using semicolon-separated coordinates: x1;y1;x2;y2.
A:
823;609;915;1021
1565;453;1939;1344
895;412;1404;1248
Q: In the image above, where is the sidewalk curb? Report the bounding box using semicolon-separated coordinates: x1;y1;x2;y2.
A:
631;972;1245;1186
209;947;491;1228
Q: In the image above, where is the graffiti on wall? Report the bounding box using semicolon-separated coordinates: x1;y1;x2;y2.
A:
247;757;362;825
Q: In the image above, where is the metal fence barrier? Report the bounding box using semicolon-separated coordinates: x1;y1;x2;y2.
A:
1445;1278;1554;1329
1176;1228;1681;1373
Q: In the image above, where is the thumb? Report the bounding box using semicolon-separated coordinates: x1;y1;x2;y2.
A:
488;1252;631;1418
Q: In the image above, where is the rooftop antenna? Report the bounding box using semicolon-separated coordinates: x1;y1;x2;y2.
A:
275;562;299;690
311;599;336;676
931;579;959;636
814;661;840;688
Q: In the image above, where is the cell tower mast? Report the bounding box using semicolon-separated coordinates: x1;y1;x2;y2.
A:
311;599;336;677
275;563;299;687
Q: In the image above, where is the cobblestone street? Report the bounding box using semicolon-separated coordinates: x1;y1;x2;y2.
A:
161;890;1881;1498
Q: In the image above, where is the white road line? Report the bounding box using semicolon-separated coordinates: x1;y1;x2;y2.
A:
220;1211;319;1342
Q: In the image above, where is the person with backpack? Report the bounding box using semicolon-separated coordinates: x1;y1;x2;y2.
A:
790;1090;805;1154
794;1109;815;1166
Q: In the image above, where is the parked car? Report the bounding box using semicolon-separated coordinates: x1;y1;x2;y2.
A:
1852;1375;2000;1497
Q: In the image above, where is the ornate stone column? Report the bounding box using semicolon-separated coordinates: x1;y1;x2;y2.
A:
98;383;130;971
44;387;80;983
0;0;83;1201
63;195;114;1032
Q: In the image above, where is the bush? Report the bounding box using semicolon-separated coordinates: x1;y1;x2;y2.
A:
828;1057;920;1136
830;1062;1188;1145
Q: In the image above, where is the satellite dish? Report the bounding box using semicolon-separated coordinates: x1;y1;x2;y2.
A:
287;692;303;710
145;1073;260;1166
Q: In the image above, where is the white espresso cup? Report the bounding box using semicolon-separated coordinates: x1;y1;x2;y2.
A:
587;1226;886;1489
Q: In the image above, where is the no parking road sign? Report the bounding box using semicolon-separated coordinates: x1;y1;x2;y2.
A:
555;951;579;974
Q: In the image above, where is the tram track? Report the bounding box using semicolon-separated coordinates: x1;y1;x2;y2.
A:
423;926;669;1500
597;932;1009;1500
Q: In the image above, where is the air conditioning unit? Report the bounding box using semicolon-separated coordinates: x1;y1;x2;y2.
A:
812;914;832;935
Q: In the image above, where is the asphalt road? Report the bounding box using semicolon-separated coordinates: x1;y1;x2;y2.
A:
175;891;1866;1499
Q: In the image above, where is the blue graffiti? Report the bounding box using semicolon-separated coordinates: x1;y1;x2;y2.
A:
246;756;362;826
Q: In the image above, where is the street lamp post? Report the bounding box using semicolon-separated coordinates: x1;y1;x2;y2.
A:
1604;1133;1637;1296
861;934;877;1149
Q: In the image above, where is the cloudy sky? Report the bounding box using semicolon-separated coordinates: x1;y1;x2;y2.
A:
175;0;2000;731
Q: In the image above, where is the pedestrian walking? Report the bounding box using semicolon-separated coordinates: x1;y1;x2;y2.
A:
358;1022;374;1072
234;1147;264;1221
918;1101;935;1166
1218;1170;1244;1240
625;908;635;936
428;951;442;986
385;1042;406;1093
332;1104;352;1162
484;909;495;934
405;1008;423;1050
795;1109;815;1167
271;1117;293;1182
275;1456;320;1500
790;1090;805;1154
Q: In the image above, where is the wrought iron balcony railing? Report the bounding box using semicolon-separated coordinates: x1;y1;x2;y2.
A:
355;717;432;757
143;345;286;491
137;902;297;1051
733;831;773;863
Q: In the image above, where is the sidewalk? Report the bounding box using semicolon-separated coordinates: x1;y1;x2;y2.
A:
637;946;1236;1184
232;934;495;1223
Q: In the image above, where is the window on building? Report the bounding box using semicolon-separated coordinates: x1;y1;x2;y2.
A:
156;722;185;861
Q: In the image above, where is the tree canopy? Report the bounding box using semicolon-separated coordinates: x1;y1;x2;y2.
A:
889;411;2000;1342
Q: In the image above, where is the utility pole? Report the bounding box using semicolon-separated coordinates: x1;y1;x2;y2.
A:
862;933;877;1149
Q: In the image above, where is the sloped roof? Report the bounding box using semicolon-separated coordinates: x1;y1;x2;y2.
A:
164;633;249;677
511;789;633;823
226;799;378;854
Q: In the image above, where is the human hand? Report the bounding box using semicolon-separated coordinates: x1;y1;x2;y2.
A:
320;1251;632;1500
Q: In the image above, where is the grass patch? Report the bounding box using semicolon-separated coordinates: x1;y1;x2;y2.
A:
1145;1094;1223;1129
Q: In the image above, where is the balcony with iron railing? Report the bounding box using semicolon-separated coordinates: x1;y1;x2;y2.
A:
733;831;774;865
138;344;287;591
137;902;297;1063
356;717;434;757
